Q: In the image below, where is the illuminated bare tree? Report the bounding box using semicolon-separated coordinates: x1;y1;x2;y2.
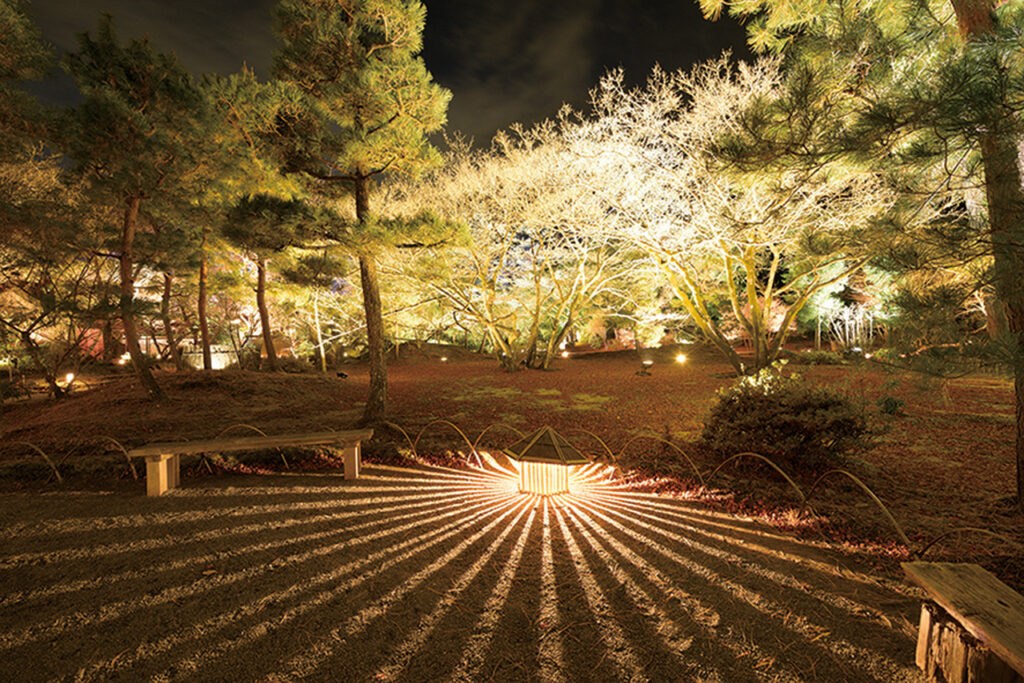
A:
563;58;899;372
394;134;640;369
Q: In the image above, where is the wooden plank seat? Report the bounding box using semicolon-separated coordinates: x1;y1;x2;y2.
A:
903;561;1024;682
127;429;373;496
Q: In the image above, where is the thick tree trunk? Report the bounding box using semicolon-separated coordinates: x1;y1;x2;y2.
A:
256;258;277;371
119;197;163;400
359;255;387;422
160;272;183;371
198;227;212;370
355;175;387;425
951;0;1024;509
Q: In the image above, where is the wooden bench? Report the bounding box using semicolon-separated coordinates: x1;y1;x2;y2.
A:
127;429;373;497
903;561;1024;683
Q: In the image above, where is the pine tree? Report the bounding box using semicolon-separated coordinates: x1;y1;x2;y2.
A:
197;70;299;370
701;0;1024;506
223;194;317;371
62;17;216;400
271;0;450;424
0;0;51;159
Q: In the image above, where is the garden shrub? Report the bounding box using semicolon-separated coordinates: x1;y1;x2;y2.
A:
702;362;868;470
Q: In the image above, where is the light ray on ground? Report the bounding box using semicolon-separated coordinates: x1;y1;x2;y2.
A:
269;496;533;681
0;466;923;682
551;498;649;682
536;498;566;683
1;487;508;609
445;498;540;682
87;492;519;682
573;494;918;680
560;500;720;681
581;492;902;621
372;499;539;681
0;486;497;583
1;490;515;652
0;482;496;542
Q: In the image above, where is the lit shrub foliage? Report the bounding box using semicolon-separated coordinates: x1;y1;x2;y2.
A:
702;362;867;470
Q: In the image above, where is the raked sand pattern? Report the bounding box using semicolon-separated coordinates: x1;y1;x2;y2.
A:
0;463;927;682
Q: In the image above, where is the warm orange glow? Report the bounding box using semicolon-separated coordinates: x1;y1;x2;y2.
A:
519;462;571;495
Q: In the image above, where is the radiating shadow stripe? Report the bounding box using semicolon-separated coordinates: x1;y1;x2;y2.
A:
0;485;497;570
565;497;803;682
78;493;519;682
267;497;533;682
582;493;902;622
444;496;540;682
575;496;916;680
552;499;649;682
560;500;721;682
0;488;497;608
0;481;496;540
536;499;565;683
0;490;514;653
372;499;539;681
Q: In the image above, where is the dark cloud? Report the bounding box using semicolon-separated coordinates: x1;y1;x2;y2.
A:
29;0;277;76
421;0;752;142
26;0;751;143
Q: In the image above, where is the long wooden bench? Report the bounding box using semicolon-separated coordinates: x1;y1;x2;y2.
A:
127;429;373;496
903;561;1024;683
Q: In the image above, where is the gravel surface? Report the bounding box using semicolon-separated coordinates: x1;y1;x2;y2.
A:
0;464;927;682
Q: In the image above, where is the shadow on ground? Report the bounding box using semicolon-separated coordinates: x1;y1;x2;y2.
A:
0;464;926;682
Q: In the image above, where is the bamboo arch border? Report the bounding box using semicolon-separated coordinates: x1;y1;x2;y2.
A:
394;419;1023;561
6;419;1021;562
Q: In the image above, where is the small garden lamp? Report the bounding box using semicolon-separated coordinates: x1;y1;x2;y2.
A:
502;426;589;495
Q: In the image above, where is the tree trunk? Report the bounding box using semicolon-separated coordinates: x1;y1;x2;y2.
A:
313;288;327;373
160;272;183;371
355;175;387;425
198;227;212;370
951;0;1024;509
20;331;65;399
359;254;387;422
101;319;117;362
119;197;163;400
256;257;277;371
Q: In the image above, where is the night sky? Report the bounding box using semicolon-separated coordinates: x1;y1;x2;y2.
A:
26;0;752;144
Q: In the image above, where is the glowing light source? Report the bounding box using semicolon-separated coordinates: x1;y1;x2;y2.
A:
503;426;589;496
440;356;448;362
675;354;687;364
637;359;654;375
561;351;569;358
65;373;75;384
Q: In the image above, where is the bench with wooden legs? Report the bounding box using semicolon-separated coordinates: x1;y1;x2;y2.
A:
903;561;1024;683
127;429;374;496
